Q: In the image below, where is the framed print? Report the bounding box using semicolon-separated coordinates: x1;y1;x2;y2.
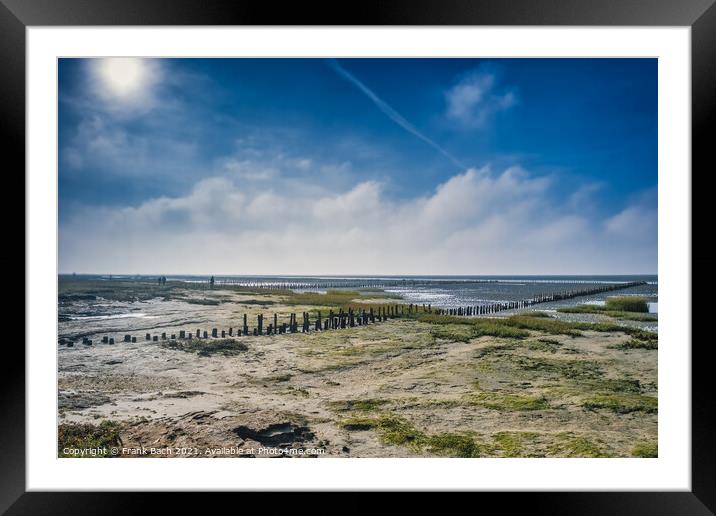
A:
8;0;715;512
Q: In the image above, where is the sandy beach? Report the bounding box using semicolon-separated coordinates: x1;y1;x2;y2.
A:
57;278;657;458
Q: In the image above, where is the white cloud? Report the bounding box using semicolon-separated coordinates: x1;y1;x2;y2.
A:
59;165;657;275
605;187;657;241
445;66;517;128
61;114;198;179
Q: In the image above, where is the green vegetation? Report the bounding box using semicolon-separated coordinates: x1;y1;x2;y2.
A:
185;298;221;306
512;355;605;380
503;315;583;336
413;313;630;340
339;417;379;431
423;432;482;458
587;377;643;393
161;338;248;357
526;338;562;353
465;391;549;411
492;432;542;457
280;289;397;309
558;296;654;320
58;420;122;457
524;311;552;318
548;432;612;458
632;441;658;457
329;398;389;412
338;413;614;458
415;313;531;340
612;338;658;350
559;305;656;321
605;296;649;312
347;415;483;457
582;393;657;414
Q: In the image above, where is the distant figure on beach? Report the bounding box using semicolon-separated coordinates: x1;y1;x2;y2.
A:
210;276;215;288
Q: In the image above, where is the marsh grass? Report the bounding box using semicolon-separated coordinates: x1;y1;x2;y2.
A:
511;355;605;380
415;314;530;340
605;296;649;312
465;391;550;411
161;338;248;357
558;305;656;321
548;432;612;458
526;338;563;353
339;417;379;431
492;431;542;457
416;310;662;345
58;420;122;457
279;289;400;309
631;441;658;457
423;432;482;458
588;377;643;393
184;298;221;306
329;398;389;412
582;393;657;414
612;338;658;350
339;413;611;458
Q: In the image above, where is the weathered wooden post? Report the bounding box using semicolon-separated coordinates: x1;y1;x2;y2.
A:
146;333;151;341
102;336;108;344
153;336;158;342
132;336;137;343
316;311;322;331
243;314;248;336
212;328;218;338
221;330;225;338
109;338;115;344
124;334;131;342
258;314;263;335
197;328;201;338
274;314;278;333
171;334;176;339
203;331;208;339
162;332;167;340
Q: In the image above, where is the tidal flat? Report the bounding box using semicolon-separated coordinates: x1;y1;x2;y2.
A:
57;279;657;458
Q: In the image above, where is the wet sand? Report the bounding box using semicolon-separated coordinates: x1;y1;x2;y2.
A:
58;283;657;458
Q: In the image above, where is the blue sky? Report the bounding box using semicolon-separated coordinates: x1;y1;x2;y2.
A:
58;58;657;275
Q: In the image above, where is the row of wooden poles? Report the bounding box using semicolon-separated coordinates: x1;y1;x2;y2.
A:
58;304;429;347
216;279;499;289
58;281;646;347
212;278;642;289
432;280;647;316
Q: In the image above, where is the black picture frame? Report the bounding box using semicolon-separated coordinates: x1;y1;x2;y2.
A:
6;0;714;512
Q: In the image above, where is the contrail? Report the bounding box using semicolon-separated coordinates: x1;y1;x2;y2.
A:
327;59;466;170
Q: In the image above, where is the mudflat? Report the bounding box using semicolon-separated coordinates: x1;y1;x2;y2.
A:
58;280;657;458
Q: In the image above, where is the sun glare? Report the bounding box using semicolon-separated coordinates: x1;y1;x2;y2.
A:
94;58;153;101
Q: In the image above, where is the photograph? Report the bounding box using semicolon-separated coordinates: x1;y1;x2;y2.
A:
56;57;658;459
